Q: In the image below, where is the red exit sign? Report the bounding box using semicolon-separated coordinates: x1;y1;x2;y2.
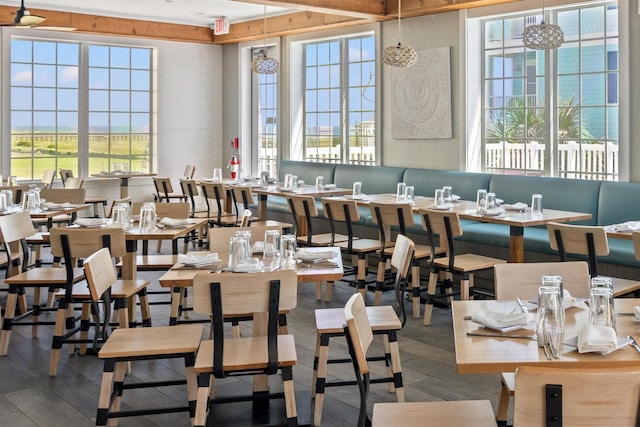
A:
213;17;229;35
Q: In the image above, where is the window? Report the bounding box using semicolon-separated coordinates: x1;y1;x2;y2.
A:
9;37;153;180
303;35;376;164
253;48;278;178
480;1;619;180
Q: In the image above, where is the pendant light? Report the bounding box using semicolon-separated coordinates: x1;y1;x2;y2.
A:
382;0;416;67
523;0;564;50
251;5;279;75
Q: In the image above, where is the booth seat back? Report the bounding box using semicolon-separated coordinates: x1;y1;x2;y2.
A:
333;164;406;195
597;181;640;226
489;175;600;225
403;168;492;201
279;160;336;185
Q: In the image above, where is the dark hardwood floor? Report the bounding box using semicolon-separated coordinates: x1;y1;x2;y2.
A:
0;247;505;426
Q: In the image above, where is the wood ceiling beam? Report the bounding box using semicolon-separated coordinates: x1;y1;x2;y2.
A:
232;0;386;19
384;0;522;18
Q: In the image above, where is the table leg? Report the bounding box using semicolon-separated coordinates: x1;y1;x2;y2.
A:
509;226;524;263
119;177;129;198
122;240;137;280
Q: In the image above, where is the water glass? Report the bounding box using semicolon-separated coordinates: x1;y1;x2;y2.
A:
0;192;7;211
264;229;281;256
116;202;131;226
280;234;297;270
531;194;543;214
476;189;487;211
537;285;565;354
590;276;613;290
213;168;223;182
8;176;17;186
315;176;324;191
4;189;13;205
404;186;415;203
228;236;249;268
485;192;497;210
139;206;156;232
541;275;564;301
111;205;128;228
352;181;362;198
22;191;36;212
291;175;299;189
434;188;445;207
284;174;293;188
235;230;252;256
589;287;616;332
122;162;129;173
396;182;406;201
442;186;453;202
112;162;120;172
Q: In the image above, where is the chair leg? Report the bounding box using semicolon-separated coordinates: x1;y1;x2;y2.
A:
282;366;298;426
79;302;92;355
31;287;42;338
0;289;19;355
357;254;367;298
411;263;421;318
49;300;69;377
138;290;152;327
194;373;211;427
312;333;330;426
96;359;116;427
423;271;438;326
374;258;386;306
315;282;323;301
496;381;511;426
324;281;334;302
385;331;404;401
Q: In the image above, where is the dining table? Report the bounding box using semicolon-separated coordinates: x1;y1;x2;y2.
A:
158;246;344;325
91;171;157;198
1;203;92;230
451;299;640;374
326;193;592;263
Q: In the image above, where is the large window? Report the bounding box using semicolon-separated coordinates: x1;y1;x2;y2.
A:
481;1;618;180
253;48;278;178
9;37;152;180
303;35;376;164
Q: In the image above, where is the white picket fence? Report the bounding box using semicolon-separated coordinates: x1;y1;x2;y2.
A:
485;141;619;180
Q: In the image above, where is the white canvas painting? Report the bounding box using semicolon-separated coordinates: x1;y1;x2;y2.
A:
391;46;452;139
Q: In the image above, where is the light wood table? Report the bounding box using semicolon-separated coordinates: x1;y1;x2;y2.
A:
327;193;592;263
452;299;640;374
158;247;344;325
91;172;157;198
0;204;92;230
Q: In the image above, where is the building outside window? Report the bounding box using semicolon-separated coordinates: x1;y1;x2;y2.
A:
253;48;278;178
481;1;618;180
303;35;376;165
8;37;152;180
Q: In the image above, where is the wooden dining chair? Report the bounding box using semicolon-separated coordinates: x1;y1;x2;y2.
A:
40;169;56;189
343;292;495;427
0;212;85;356
312;234;414;427
493;261;590;426
514;366;640;426
420;208;506;325
229;184;293;230
199;181;237;227
63;177;84;189
183;164;196;179
59;168;108;217
321;197;382;297
547;222;640;297
59;168;74;185
48;230;151;377
192;270;299;427
369;201;446;308
179;178;212;248
153;177;184;202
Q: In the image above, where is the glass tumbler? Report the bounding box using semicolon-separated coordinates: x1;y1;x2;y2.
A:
111;206;128;228
235;230;253;256
396;182;406;201
476;189;487;211
280;234;297;270
537;285;565;355
139;206;156;233
352;181;362;198
264;229;281;256
0;192;7;211
228;236;249;268
434;188;445;208
442;186;453;202
213;168;223;182
589;287;616;332
315;176;324;191
404;186;415;203
531;194;543;214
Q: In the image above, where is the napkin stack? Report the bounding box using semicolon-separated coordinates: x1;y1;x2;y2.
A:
74;218;109;228
577;324;617;353
177;252;219;267
233;258;264;273
562;289;577;307
159;217;191;227
604;221;640;232
471;309;530;330
478;207;505;216
502;202;528;211
297;250;335;261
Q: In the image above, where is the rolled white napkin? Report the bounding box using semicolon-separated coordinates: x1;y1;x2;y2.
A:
297;250;335;261
503;202;528;211
603;221;640;232
471;309;530;330
478;207;505;216
177;252;219;266
445;194;460;202
323;184;336;189
159;217;190;227
74;218;109;228
577;324;617;353
233;258;263;273
562;289;577;307
495;198;504;206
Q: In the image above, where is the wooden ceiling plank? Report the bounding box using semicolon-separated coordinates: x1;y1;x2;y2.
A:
234;0;386;18
385;0;522;18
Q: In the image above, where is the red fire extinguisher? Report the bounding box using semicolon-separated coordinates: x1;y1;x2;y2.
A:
228;154;239;180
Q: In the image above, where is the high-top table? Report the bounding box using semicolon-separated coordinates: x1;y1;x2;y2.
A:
326;193;592;262
452;299;640;374
91;171;157;198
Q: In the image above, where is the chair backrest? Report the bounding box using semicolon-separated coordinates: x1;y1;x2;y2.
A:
41;169;56;188
59;169;73;185
0;185;30;204
179;179;200;216
80;247;118;301
634;232;640;262
369;201;416;246
547;222;609;276
514;366;640;426
207;224;282;253
200;182;227;223
390;234;415;325
343;292;374;427
494;261;591;301
229;185;255;222
64;177;84;189
132;201;189;218
153;177;176;201
40;188;86;204
49;227;127;259
107;196;132;218
286;194;319;241
183;164;196;179
419;208;463;253
0;211;38;243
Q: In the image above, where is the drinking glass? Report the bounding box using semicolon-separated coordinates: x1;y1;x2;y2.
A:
485;192;497;210
235;230;252;256
315;176;324;191
590;276;613;290
541;275;564;301
8;176;17;186
112;162;120;172
537;285;565;355
284;174;293;188
228;236;249;268
476;189;487;211
280;234;297;270
291;175;299;189
139;205;156;233
396;182;406;201
0;175;3;186
111;205;128;228
264;229;281;256
213;168;223;182
352;181;362;198
531;194;543;214
4;189;13;206
122;162;129;173
434;188;445;208
22;191;36;212
116;202;131;226
442;186;453;202
32;188;41;208
404;186;415;203
589;287;616;332
0;192;7;211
